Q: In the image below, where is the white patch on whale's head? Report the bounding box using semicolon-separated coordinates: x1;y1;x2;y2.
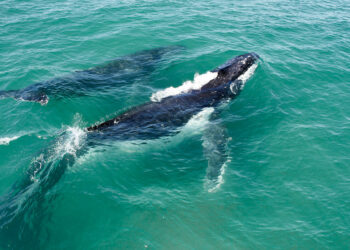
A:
228;62;258;94
236;63;258;90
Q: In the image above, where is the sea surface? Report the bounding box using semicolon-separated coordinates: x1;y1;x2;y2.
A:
0;0;350;249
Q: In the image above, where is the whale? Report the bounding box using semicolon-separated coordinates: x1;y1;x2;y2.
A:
87;52;259;139
0;52;259;248
0;46;183;105
85;52;259;183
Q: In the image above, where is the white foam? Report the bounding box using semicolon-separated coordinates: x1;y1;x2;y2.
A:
55;127;86;156
151;62;258;102
151;71;218;102
0;136;20;145
30;154;44;182
237;63;258;89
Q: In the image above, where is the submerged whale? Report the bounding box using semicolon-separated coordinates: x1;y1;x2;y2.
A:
0;46;182;104
0;52;259;248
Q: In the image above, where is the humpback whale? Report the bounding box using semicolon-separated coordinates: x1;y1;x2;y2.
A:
0;52;259;248
0;46;182;105
87;52;259;139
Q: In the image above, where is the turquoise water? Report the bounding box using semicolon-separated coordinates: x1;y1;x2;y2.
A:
1;0;350;249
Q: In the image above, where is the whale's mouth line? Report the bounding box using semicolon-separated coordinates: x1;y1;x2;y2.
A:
236;62;258;89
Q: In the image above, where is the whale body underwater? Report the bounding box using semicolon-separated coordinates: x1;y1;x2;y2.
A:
0;46;183;104
0;52;259;247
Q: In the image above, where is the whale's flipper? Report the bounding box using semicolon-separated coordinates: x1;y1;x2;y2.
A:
202;117;229;192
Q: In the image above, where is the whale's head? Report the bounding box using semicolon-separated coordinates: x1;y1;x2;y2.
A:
208;52;259;91
213;52;259;81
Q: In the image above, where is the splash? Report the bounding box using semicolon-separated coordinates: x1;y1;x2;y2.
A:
151;71;217;102
54;127;86;156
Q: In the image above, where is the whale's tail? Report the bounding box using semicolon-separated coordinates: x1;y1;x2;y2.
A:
0;127;89;248
0;90;17;100
0;89;48;105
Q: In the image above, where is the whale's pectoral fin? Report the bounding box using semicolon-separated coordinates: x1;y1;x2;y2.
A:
202;116;230;192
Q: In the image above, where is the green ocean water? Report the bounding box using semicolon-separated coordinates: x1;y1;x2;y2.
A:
0;0;350;249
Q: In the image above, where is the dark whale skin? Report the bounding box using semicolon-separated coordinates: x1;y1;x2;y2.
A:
87;53;259;141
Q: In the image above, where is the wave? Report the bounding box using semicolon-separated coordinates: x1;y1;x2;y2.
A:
151;71;218;102
0;136;20;145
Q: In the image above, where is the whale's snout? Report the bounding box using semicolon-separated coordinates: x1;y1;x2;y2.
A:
249;52;260;60
213;52;259;74
204;52;260;91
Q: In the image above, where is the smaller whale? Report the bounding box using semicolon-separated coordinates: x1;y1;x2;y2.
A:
0;46;183;105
